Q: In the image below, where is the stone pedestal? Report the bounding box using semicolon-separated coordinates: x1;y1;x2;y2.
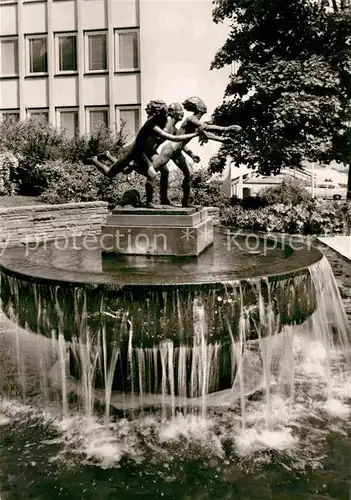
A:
101;206;214;256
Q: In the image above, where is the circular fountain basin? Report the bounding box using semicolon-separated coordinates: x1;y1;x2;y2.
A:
0;228;321;286
0;228;323;396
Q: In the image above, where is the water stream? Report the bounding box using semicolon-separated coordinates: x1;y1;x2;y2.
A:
0;256;350;498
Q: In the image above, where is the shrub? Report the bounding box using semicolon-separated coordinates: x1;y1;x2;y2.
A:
259;179;311;206
228;194;264;208
227;179;311;211
0;151;18;196
0;118;69;196
40;163;231;209
62;125;125;164
40;160;147;209
39;161;101;204
190;169;229;208
0;118;125;196
220;200;346;235
0;117;68;161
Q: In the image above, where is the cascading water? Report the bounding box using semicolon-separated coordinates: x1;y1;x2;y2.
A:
0;230;350;498
1;255;349;424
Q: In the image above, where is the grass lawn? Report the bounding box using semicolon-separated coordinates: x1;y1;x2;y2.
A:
0;196;44;208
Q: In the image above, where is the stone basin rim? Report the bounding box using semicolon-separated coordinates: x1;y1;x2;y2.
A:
0;231;324;289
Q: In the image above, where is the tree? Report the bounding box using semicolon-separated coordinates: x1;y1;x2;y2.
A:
210;0;351;199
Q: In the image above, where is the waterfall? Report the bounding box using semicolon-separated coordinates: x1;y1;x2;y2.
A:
0;255;350;426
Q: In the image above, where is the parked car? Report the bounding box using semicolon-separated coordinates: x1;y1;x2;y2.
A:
307;181;347;200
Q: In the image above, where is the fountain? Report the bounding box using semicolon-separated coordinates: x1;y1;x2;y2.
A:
0;101;350;494
1;210;349;418
0;197;351;500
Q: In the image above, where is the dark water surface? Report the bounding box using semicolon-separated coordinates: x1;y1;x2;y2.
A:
1;377;350;500
0;412;350;500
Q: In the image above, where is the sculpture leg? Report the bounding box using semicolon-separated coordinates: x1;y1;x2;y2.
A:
182;175;191;208
89;157;112;176
97;152;112;163
143;160;160;208
104;151;117;163
145;181;154;205
159;165;171;205
175;154;193;207
106;144;135;178
103;140;134;164
87;145;134;178
145;180;160;208
151;147;173;172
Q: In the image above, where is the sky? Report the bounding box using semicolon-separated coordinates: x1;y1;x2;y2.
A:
139;0;232;166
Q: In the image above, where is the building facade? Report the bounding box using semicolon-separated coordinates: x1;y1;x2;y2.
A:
0;0;230;157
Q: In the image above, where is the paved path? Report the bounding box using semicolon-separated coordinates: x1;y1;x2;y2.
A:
317;235;351;261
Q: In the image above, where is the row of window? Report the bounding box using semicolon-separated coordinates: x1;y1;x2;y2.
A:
0;30;139;77
0;106;140;139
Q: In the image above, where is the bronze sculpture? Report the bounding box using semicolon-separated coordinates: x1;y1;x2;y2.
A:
150;96;241;207
87;97;241;208
86;100;199;207
156;102;201;207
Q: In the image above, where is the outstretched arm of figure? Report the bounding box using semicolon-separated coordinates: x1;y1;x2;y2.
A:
153;126;198;142
203;131;235;144
202;123;241;133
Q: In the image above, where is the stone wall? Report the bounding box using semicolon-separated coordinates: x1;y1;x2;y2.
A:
206;206;220;224
0;201;108;248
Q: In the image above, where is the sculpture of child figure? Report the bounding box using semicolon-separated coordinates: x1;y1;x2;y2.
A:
87;97;241;208
155;101;202;207
86;100;199;207
150;96;241;207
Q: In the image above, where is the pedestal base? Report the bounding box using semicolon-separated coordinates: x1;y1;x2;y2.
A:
102;207;214;256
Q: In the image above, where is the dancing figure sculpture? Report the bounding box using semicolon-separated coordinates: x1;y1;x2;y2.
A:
87;100;199;207
157;102;201;206
150;96;241;207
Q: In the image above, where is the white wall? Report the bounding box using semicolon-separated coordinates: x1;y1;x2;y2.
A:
1;0;229;157
0;80;19;108
139;0;231;167
0;0;141;129
1;4;17;36
22;3;47;33
51;1;76;32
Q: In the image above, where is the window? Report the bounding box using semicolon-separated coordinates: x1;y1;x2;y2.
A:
116;107;140;140
88;108;108;133
57;34;77;72
0;110;20;123
0;38;18;76
27;36;47;74
115;30;139;71
86;33;107;72
58;109;78;137
28;109;48;122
